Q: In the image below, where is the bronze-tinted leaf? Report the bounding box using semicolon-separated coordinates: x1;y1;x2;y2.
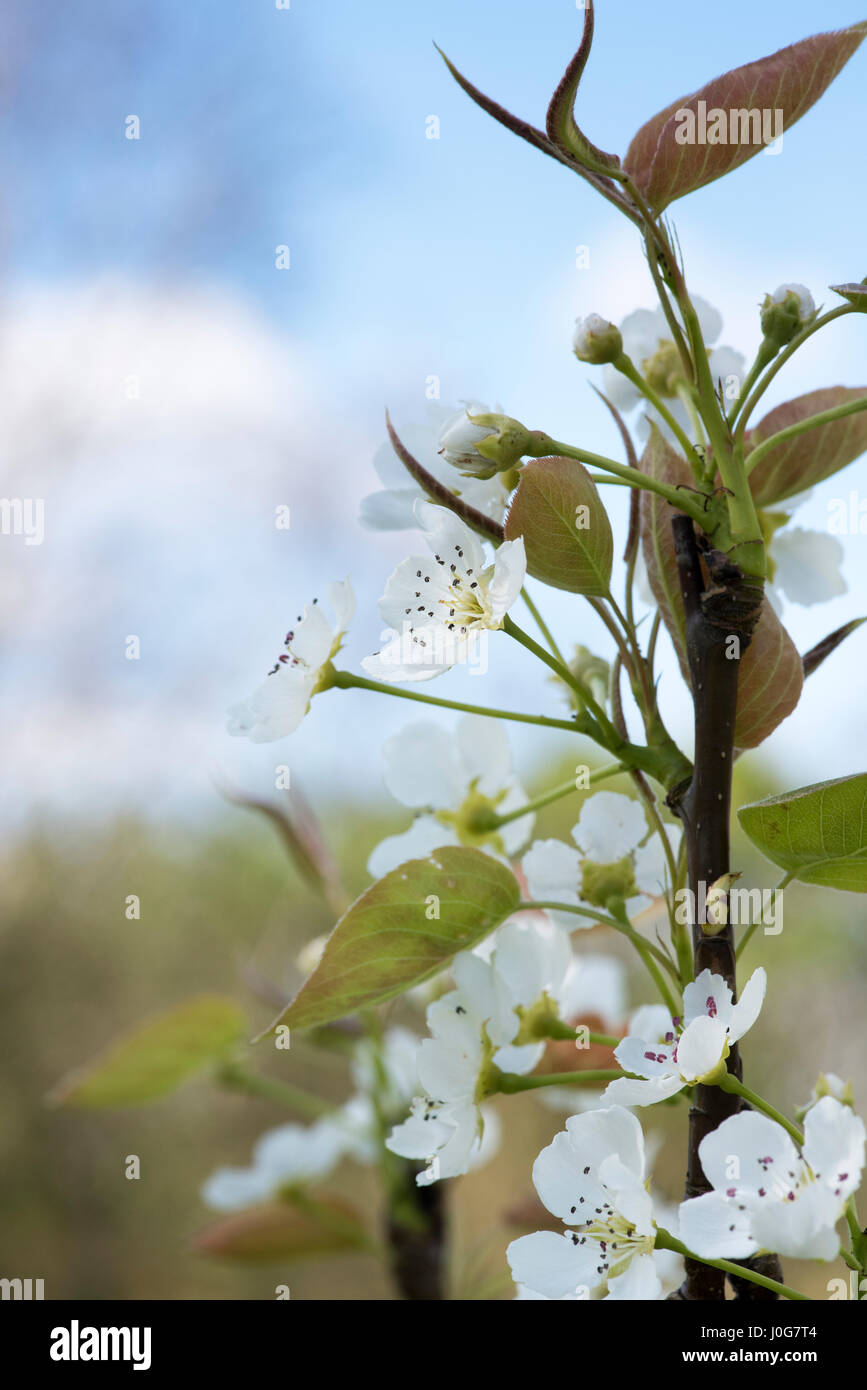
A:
505;456;613;595
625;23;867;209
734;600;803;749
639;425;691;678
190;1197;368;1262
747;386;867;506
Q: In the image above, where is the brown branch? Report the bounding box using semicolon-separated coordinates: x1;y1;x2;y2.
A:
666;515;766;1299
385;410;505;542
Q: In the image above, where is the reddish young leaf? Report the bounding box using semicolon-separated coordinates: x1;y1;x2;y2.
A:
505;456;613;595
625;22;867;209
734;600;803;749
639;426;691;679
747;386;867;506
190;1197;368;1262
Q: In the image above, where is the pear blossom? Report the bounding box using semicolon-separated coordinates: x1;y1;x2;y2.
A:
201;1117;349;1211
601;297;745;443
522;791;678;926
359;403;513;531
202;1027;421;1209
367;715;534;878
387;915;594;1184
796;1072;855;1121
602;967;767;1107
761;282;817;345
227;580;354;742
507;1106;674;1299
362;500;526;682
679;1097;865;1262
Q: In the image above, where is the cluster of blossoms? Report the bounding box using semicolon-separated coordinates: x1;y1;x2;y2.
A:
221;333;864;1299
386;913;601;1185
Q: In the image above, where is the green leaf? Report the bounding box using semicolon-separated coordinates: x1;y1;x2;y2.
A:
261;847;521;1035
738;774;867;890
49;996;246;1108
748;386;867;506
190;1196;368;1263
504;456;612;595
624;22;867;210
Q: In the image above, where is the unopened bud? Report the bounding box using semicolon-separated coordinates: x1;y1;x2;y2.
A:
702;872;742;934
573;314;623;365
438;404;532;480
794;1071;854;1121
760;283;816;347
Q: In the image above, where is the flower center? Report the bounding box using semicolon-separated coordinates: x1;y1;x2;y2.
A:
566;1203;654;1282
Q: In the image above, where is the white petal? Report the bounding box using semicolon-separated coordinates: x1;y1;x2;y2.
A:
803;1096;866;1201
750;1183;842;1262
454;715;512;794
563;1105;646;1184
627;1004;674;1043
676;1015;729;1081
532;1130;607;1221
602;1074;685;1107
597;1153;654;1233
366;817;458;879
417;1035;478;1103
386;1102;454;1161
507;1230;599;1300
697;1111;798;1195
557;954;627;1029
381;721;465;809
614;1034;676;1079
200;1167;273;1212
359;487;424;531
692;296;723;345
227;668;315;742
493;917;572;1009
522;839;582;927
606;1252;662;1300
486;537;526;621
683;968;733;1030
772;528;846;606
679;1192;756;1259
728;967;767;1043
573;792;647;862
415;498;487;574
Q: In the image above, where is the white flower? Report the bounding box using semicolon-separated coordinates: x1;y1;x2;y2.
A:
768;283;816;319
602;298;744;444
361;500;525;683
507;1106;673;1299
679;1097;865;1262
602;967;766;1107
367;715;534;877
201;1117;348;1211
762;283;817;344
522;791;678;926
359;403;513;531
227;580;354;742
387;914;585;1184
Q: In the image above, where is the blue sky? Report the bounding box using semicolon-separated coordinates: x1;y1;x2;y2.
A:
4;0;867;829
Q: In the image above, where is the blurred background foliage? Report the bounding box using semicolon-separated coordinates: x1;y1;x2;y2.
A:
2;752;865;1300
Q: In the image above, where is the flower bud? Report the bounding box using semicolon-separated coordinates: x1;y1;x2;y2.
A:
760;283;816;347
795;1071;854;1121
572;314;623;365
438;404;532;479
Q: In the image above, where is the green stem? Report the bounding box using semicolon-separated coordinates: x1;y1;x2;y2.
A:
504;613;611;733
733;305;856;438
529;436;710;522
217;1063;333;1119
524;898;680;1011
332;670;587;735
719;1073;803;1146
654;1229;808;1301
494;1068;623;1093
614;354;702;466
490;762;626;829
725;338;777;428
745;394;867;477
543;1020;620;1048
